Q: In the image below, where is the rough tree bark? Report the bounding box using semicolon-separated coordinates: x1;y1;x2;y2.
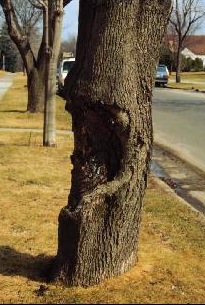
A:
51;0;172;287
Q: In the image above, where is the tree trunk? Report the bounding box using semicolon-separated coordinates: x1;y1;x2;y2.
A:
43;58;57;146
0;0;64;115
43;0;63;147
27;67;45;113
51;0;172;287
176;45;182;83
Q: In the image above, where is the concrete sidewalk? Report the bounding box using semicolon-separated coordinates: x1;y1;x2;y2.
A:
0;73;15;100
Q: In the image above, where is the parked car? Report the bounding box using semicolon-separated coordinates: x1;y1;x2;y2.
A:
155;64;169;87
57;52;75;96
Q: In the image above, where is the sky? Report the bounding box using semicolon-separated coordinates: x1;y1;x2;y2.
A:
62;0;79;41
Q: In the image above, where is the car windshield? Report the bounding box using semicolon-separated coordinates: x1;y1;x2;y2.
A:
63;61;75;72
157;66;166;73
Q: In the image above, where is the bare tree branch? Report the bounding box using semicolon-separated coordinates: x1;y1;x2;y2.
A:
13;0;42;37
27;0;44;10
63;0;72;8
0;0;26;41
28;0;47;9
170;0;205;39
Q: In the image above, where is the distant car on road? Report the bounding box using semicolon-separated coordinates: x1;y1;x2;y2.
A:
155;64;169;87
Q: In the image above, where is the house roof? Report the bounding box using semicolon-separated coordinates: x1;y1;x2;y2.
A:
183;35;205;55
167;35;205;55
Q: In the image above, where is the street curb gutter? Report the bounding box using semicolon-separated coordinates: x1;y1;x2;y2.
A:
151;174;204;217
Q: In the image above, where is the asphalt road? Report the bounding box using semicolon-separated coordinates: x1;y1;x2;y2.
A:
153;87;205;173
152;87;205;213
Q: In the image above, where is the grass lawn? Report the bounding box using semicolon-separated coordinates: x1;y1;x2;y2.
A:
0;72;71;131
168;71;205;90
0;72;205;304
0;70;7;78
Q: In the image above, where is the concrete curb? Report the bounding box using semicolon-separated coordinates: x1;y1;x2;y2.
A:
150;174;204;216
166;85;205;94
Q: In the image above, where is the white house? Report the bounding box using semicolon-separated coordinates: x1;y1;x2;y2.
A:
168;35;205;68
181;35;205;67
181;47;205;67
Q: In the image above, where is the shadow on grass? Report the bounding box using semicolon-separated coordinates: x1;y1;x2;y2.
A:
0;110;27;113
0;245;54;282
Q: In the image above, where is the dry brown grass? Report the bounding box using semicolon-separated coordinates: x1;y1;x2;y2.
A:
170;71;205;81
0;70;7;77
168;71;205;90
0;73;205;304
0;72;71;131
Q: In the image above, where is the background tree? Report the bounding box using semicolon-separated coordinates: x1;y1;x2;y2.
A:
60;35;77;57
0;0;43;111
50;0;172;287
0;0;71;146
13;0;42;58
159;39;173;72
169;0;205;83
0;22;22;71
0;0;71;109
